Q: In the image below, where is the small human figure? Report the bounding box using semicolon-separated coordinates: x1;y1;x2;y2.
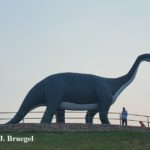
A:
121;107;128;125
139;121;146;128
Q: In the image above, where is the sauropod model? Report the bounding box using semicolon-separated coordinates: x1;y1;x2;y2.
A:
6;54;150;124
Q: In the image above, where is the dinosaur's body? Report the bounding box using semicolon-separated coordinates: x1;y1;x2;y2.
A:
7;54;150;124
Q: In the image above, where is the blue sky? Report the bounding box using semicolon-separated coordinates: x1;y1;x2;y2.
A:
0;0;150;123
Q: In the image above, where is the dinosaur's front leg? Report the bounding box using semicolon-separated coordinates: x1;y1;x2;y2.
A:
95;88;112;124
85;110;97;124
99;112;110;124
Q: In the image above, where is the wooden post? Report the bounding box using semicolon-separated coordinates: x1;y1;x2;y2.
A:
147;116;149;128
119;113;121;125
22;110;24;123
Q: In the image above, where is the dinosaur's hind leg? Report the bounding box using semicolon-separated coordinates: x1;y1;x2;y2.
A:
41;100;63;124
40;106;55;123
40;82;65;124
56;109;65;123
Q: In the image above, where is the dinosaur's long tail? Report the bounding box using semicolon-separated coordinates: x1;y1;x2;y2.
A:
6;102;33;124
6;82;45;124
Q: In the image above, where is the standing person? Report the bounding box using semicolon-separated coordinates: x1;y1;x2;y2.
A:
121;107;128;125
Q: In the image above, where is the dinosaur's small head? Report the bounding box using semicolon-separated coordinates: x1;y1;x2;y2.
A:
139;53;150;62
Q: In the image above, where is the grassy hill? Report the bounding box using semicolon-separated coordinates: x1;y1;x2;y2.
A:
0;131;150;150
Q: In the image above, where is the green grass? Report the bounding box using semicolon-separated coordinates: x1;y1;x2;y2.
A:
0;131;150;150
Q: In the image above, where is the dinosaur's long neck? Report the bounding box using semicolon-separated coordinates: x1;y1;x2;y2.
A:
108;56;142;104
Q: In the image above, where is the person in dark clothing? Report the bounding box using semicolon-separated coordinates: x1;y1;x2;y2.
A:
139;121;146;128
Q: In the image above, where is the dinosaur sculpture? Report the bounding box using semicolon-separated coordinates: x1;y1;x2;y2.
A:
7;54;150;124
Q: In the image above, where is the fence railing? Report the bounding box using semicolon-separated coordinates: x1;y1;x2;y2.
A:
0;111;149;128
